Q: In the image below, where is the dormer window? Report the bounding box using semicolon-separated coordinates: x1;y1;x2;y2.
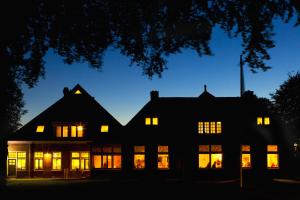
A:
56;125;85;137
257;117;270;125
198;121;222;134
74;90;82;94
101;125;109;133
36;125;45;133
145;117;158;125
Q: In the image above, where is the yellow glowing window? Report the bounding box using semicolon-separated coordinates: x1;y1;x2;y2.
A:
204;122;210;133
94;155;102;168
267;145;279;169
134;154;145;169
264;117;270;125
210;122;215;133
52;152;61;170
242;145;251;152
34;152;44;170
199;154;210;168
75;90;82;94
242;154;251;168
36;125;45;133
77;126;83;137
158;154;169;169
113;155;122;168
16;152;26;170
71;126;77;137
198;121;222;134
211;154;222;168
152;117;158;125
158;145;169;169
81;152;89;158
145;118;151;125
198;145;222;169
216;122;222;133
102;155;112;168
63;126;68;137
8;152;17;158
56;126;62;137
267;154;279;168
257;117;263;125
101;125;109;133
267;145;278;152
93;146;121;169
134;146;145;169
198;122;204;134
71;152;89;170
17;159;26;170
71;159;80;170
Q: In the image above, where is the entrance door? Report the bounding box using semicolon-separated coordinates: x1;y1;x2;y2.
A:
7;159;16;177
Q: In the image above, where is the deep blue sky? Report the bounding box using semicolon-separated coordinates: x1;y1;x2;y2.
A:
21;20;300;126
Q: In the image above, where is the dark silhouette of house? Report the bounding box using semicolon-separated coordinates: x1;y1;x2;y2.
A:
7;84;122;178
6;84;289;183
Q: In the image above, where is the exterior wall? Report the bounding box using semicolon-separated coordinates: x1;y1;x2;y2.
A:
7;142;30;178
7;142;91;179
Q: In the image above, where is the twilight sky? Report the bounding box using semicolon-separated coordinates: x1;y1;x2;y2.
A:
21;20;300;126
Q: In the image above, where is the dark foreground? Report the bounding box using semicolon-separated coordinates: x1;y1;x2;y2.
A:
1;178;300;199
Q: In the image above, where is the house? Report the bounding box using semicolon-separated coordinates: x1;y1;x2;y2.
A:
7;84;122;178
7;84;288;183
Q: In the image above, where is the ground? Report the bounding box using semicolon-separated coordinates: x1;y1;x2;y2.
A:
1;178;300;199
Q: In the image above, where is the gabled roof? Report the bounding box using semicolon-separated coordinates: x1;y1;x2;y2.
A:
12;84;122;140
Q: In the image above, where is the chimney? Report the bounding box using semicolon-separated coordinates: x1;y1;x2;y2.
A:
63;87;69;96
150;90;159;100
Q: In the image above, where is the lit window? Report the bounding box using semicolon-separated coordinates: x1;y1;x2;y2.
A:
198;121;222;134
264;117;270;125
57;125;84;138
257;117;263;125
36;125;45;133
77;126;83;137
75;90;82;94
241;145;251;168
145;118;151;125
34;152;44;170
210;122;215;134
257;117;270;125
198;122;204;134
101;125;109;133
267;145;279;169
199;145;222;169
8;152;17;158
93;146;122;169
145;117;159;125
204;122;210;133
216;122;222;134
113;155;122;168
71;126;77;137
52;152;61;170
56;126;62;137
15;152;26;170
158;146;169;169
152;117;158;125
63;126;68;137
134;146;145;169
93;155;102;168
71;152;90;170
